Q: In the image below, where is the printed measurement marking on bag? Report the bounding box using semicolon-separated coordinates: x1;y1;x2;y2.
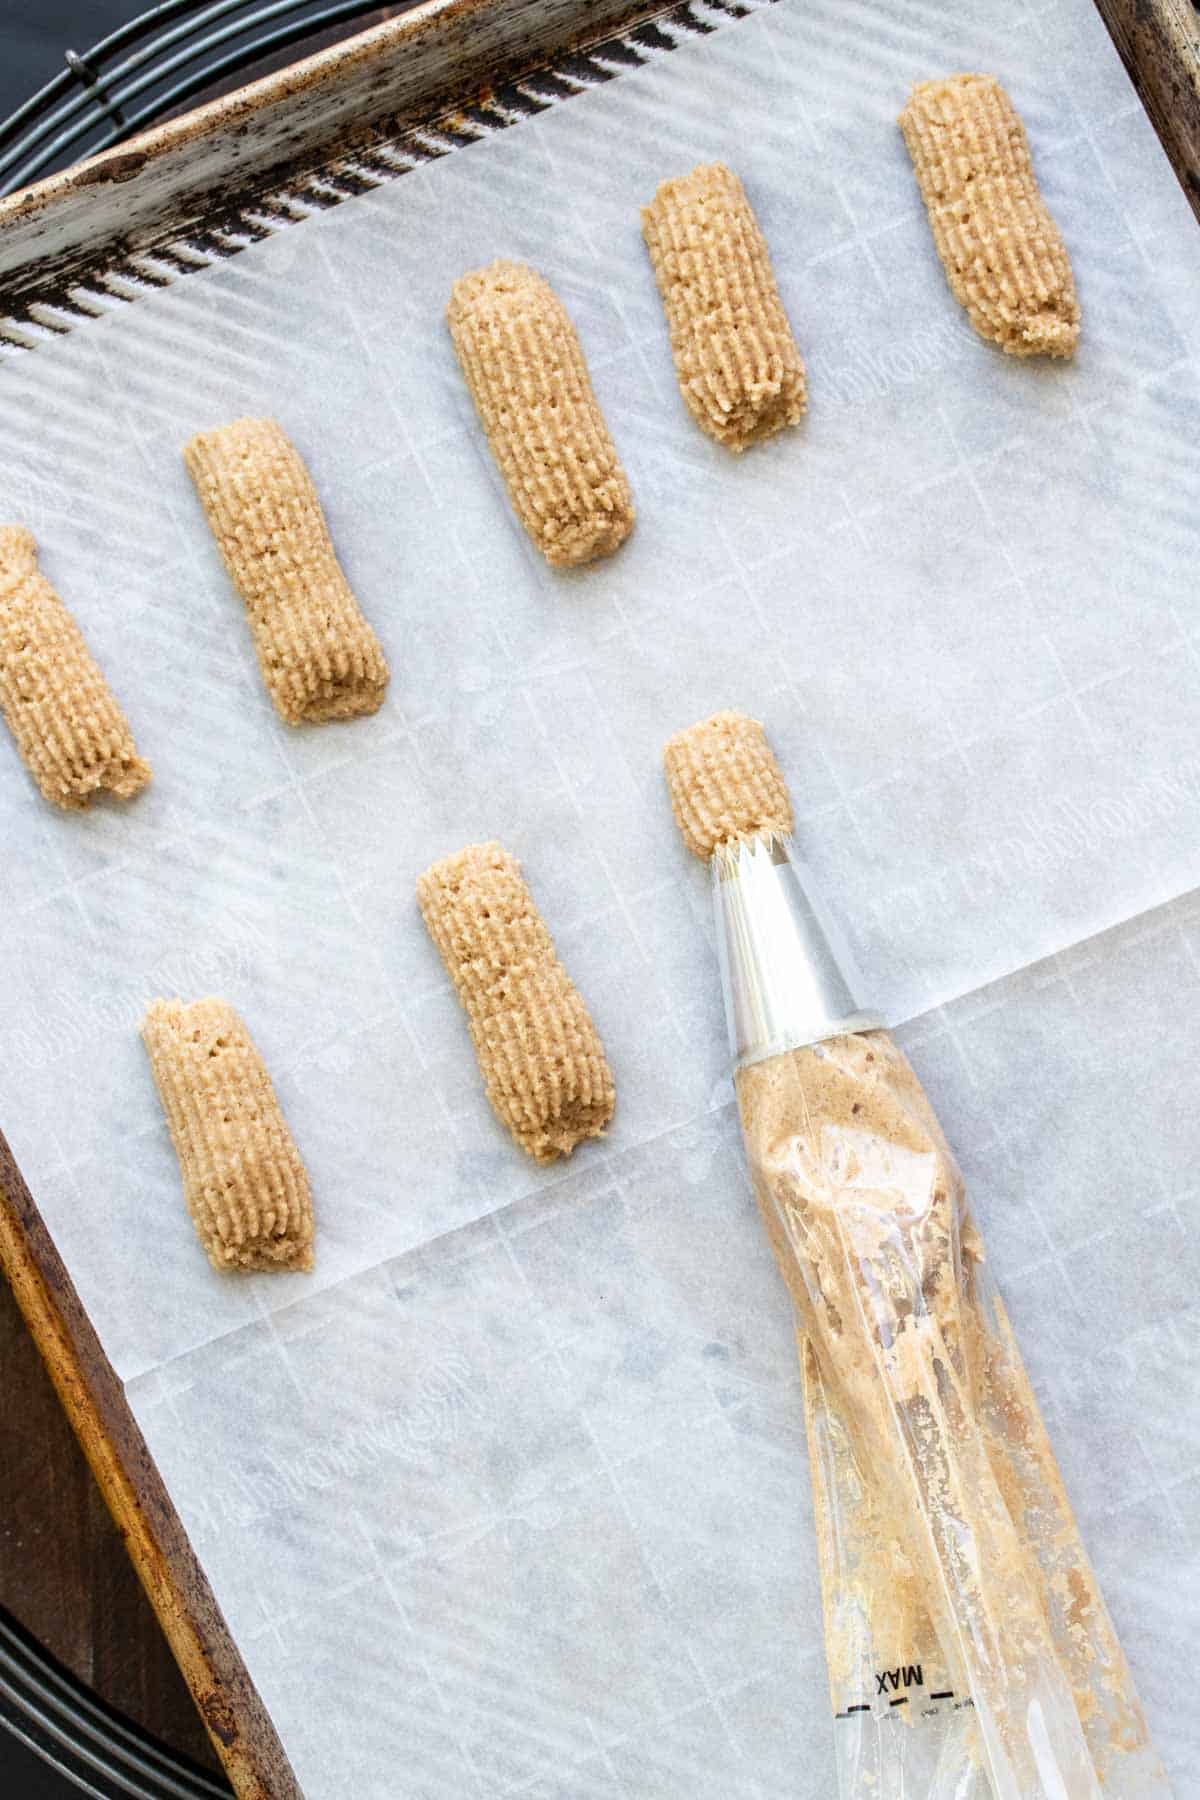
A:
876;1664;924;1695
835;1682;970;1721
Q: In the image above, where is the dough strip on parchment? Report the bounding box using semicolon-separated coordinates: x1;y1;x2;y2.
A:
641;162;807;450
0;524;150;810
184;416;389;725
141;997;315;1273
446;261;634;567
417;840;615;1162
662;707;793;859
899;73;1079;358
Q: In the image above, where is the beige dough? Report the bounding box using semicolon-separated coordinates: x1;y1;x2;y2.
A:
738;1035;1158;1783
417;841;615;1162
899;74;1079;358
142;997;314;1272
641;162;806;450
0;524;150;809
446;261;634;567
662;709;793;860
184;416;389;724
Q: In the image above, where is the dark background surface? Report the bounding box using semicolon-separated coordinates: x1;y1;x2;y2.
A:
0;4;147;123
0;1261;222;1780
1;1732;76;1799
0;1;402;190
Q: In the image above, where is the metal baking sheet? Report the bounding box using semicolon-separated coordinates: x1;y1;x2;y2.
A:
0;0;1196;1792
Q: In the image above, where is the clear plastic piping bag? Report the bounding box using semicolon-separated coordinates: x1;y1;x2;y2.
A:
715;836;1171;1799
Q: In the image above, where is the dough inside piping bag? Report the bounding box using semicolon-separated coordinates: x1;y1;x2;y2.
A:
737;1033;1169;1799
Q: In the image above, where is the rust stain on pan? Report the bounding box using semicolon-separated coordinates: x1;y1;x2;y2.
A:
70;150;153;188
200;1690;242;1750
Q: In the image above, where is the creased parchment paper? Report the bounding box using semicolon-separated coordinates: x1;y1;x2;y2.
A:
0;0;1197;1793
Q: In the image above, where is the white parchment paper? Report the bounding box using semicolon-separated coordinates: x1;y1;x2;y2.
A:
129;897;1200;1795
0;0;1197;1791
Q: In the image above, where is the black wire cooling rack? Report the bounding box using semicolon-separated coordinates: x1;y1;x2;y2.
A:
0;1605;232;1797
0;0;400;197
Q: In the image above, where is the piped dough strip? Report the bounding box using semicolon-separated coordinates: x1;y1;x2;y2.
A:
141;997;315;1272
0;525;150;810
417;841;615;1162
641;162;807;451
899;73;1080;358
662;709;793;860
184;417;389;724
446;261;634;567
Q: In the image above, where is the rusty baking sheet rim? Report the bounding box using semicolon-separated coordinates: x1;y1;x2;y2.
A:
0;0;770;344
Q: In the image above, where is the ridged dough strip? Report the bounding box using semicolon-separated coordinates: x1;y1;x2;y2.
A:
141;997;315;1272
0;524;150;810
417;841;615;1162
662;709;793;861
641;162;807;451
184;417;389;724
899;73;1080;358
446;261;634;567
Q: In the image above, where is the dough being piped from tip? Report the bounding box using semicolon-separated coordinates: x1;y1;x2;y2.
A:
662;709;793;859
664;710;1157;1790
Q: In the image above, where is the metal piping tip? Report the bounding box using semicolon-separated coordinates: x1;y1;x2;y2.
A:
712;833;881;1068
